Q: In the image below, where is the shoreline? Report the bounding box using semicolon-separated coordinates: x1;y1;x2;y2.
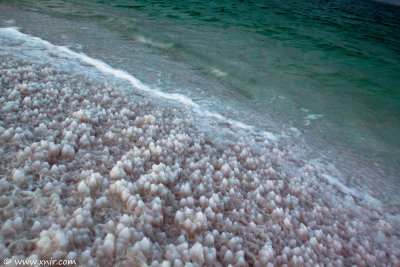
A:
0;27;399;265
1;2;399;210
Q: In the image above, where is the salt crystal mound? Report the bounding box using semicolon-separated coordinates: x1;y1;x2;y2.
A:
0;28;399;267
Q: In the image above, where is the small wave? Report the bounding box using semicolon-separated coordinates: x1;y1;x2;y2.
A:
305;114;323;120
135;35;173;49
210;67;227;78
4;19;16;25
304;114;323;125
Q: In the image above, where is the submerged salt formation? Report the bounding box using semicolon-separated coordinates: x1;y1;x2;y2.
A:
0;32;399;266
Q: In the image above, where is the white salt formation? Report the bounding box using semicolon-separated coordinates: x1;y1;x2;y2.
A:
0;30;399;267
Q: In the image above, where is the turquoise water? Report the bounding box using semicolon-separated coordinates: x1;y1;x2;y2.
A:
1;0;400;197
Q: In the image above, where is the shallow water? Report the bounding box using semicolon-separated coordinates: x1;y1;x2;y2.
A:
0;0;399;205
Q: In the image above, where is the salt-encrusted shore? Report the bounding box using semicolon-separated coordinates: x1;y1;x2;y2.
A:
0;29;399;266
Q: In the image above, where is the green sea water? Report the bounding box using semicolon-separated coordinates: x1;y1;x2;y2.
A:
1;0;400;198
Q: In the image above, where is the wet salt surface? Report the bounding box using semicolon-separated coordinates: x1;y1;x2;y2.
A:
0;29;399;266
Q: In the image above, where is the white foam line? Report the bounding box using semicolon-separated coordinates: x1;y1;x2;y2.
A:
0;27;255;131
321;173;383;207
309;159;384;207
